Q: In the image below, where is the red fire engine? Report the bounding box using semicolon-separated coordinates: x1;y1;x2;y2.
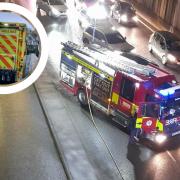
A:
60;41;180;144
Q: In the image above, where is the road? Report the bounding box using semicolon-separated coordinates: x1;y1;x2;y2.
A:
38;1;180;180
0;86;67;180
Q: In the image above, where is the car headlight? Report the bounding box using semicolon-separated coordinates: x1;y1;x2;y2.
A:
155;134;167;144
133;16;138;22
167;54;176;62
51;7;60;16
121;14;128;22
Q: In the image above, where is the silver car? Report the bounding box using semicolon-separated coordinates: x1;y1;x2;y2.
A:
82;25;134;52
148;31;180;65
37;0;67;18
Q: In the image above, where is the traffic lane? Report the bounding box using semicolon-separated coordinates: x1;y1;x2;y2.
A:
88;111;180;180
55;85;180;180
0;87;67;180
37;8;179;178
113;20;180;81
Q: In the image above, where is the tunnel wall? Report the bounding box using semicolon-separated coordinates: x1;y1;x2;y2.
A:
133;0;180;31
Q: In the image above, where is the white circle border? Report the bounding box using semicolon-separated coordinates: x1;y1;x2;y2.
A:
0;3;48;94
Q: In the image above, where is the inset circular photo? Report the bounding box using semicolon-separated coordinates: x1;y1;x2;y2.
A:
0;3;48;94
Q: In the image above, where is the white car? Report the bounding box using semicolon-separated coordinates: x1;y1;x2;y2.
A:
37;0;67;18
148;31;180;65
82;25;134;52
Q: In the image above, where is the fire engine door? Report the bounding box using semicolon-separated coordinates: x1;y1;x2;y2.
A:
137;102;160;133
117;76;136;115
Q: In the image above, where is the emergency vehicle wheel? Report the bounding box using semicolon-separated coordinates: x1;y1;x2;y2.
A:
77;89;88;108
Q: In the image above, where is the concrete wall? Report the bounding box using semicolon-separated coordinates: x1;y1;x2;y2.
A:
133;0;180;31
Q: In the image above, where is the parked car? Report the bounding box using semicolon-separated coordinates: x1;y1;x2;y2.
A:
82;25;134;52
110;1;138;25
148;31;180;65
37;0;67;18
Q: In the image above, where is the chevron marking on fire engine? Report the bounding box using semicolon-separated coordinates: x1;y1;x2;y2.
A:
0;54;12;69
0;35;17;54
0;43;14;69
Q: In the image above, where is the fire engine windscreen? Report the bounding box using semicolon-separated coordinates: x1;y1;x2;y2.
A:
141;103;160;118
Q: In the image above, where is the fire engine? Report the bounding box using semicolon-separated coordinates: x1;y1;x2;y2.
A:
0;22;27;84
60;41;180;145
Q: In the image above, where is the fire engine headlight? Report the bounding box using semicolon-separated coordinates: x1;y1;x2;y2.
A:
121;15;128;22
167;54;176;62
155;134;167;144
133;16;138;22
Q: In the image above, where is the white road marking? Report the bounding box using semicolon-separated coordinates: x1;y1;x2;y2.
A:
138;18;155;33
166;150;176;163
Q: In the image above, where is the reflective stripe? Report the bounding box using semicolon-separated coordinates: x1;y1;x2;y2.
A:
156;120;163;132
112;92;119;105
0;54;13;69
136;118;142;128
131;104;138;116
63;51;113;81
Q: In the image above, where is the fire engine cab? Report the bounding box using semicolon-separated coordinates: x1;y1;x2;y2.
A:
60;41;180;144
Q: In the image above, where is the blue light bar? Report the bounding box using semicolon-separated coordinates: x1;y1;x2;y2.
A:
159;89;175;96
168;89;175;95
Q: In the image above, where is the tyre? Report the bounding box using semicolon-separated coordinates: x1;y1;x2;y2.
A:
83;38;89;45
77;89;88;108
162;56;167;65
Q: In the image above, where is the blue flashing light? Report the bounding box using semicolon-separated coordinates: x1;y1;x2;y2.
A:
159;89;175;96
159;90;168;96
168;89;175;95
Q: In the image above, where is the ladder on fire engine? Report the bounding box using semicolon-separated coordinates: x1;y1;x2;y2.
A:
62;41;156;76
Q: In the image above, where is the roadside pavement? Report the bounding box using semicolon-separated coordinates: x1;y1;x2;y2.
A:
35;64;99;180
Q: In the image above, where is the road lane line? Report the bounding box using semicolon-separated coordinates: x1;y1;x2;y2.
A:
166;150;176;163
138;18;155;33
